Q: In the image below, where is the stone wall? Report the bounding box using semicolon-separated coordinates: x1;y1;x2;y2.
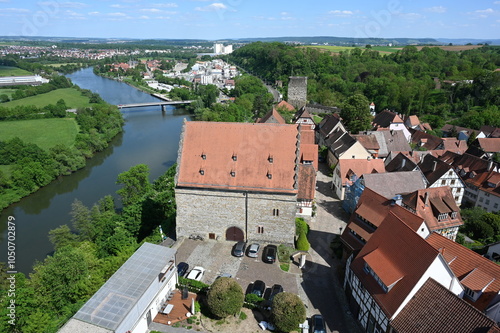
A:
288;76;308;110
175;187;296;245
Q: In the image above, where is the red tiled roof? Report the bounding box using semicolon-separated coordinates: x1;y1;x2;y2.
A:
391;278;499;333
341;188;424;253
465;170;500;198
478;138;500;152
297;164;316;200
442;138;468;154
258;108;286;124
300;144;318;170
427;233;500;312
350;212;440;317
461;269;495;292
276;100;295;111
177;122;298;194
353;134;380;151
300;127;315;145
364;249;404;286
401;187;463;232
338;159;385;186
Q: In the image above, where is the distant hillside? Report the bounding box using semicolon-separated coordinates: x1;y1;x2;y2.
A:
222;36;440;46
436;38;500;46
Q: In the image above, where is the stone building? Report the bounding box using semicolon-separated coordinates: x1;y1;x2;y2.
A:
175;121;305;245
287;76;307;109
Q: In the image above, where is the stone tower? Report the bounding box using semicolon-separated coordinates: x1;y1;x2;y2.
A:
287;76;307;109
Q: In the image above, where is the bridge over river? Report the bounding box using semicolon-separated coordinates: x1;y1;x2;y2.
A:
117;100;194;110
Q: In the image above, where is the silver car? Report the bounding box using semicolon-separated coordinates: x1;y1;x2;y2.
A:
247;243;260;258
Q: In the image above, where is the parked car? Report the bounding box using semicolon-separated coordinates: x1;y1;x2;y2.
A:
177;262;189;277
311;314;326;333
250;280;266;298
268;284;283;301
186;266;205;281
232;241;246;257
247;243;260;258
263;244;277;263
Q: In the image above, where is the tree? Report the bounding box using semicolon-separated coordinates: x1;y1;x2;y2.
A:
296;231;310;251
340;94;372;133
271;292;306;332
116;164;152;205
206;277;244;318
48;225;77;250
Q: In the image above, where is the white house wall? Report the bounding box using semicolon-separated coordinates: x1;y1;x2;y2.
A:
476;190;500;213
429;171;464;206
391;255;463;320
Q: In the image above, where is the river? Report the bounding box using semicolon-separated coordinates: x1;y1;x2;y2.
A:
0;67;191;274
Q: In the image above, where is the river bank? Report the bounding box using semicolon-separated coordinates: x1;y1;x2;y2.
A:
0;67;191;273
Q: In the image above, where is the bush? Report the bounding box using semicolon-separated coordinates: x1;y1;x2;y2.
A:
271;292;306;332
295;217;309;236
245;293;264;304
206;277;244;318
277;244;294;263
296;231;310;251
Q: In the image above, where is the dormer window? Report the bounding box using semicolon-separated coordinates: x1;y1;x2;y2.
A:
232;154;237;161
230;171;235;177
268;155;273;163
451;211;457;219
201;153;206;160
199;169;205;175
267;172;272;179
464;287;475;300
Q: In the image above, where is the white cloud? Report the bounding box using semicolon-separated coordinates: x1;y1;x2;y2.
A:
88;11;100;15
141;8;162;13
108;12;127;17
110;4;127;8
139;15;149;19
329;10;354;15
425;6;446;13
195;2;227;11
152;2;178;8
476;8;494;13
495;1;500;4
281;11;289;16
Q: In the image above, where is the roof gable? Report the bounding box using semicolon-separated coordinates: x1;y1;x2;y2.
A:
258;107;286;124
427;233;500;312
350;212;439;317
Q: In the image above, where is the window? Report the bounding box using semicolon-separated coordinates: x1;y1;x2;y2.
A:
455;196;459;202
230;171;235;177
449;171;453;176
479;197;484;203
257;226;264;234
486;199;490;205
457;188;461;193
272;209;280;216
441;179;446;185
199;169;205;175
494;203;498;209
464;287;475;299
232;154;237;161
201;153;206;160
451;179;456;185
209;233;216;240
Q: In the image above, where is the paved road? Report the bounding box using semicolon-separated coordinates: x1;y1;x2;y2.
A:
266;84;281;102
299;163;362;333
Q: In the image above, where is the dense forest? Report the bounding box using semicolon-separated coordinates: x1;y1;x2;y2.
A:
228;43;500;130
0;164;177;333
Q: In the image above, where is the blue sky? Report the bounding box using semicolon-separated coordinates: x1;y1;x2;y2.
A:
0;0;499;40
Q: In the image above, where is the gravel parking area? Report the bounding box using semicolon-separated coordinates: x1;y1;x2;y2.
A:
174;239;299;296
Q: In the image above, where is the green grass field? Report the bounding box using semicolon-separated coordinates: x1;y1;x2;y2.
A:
47;63;79;68
0;89;17;99
369;46;402;53
0;118;78;150
2;88;92;109
0;65;32;77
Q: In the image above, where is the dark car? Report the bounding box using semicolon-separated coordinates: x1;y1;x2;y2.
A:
177;262;189;277
233;241;246;257
268;284;283;301
250;280;266;298
311;314;326;333
263;244;277;263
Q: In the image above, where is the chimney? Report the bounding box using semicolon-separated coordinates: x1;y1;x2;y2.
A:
488;160;493;171
432;161;438;172
424;192;429;207
401;158;406;169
